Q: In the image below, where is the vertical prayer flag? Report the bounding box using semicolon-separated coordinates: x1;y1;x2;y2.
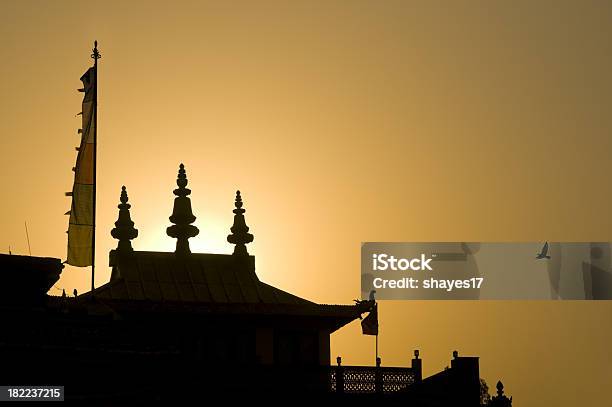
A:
66;67;95;266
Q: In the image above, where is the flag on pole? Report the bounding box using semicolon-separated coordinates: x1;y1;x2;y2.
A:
361;303;379;336
66;67;96;266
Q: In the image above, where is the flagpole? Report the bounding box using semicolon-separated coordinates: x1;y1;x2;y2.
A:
91;40;101;294
375;301;379;363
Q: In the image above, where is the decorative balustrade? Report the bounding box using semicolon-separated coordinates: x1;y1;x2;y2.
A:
329;351;422;394
329;365;417;394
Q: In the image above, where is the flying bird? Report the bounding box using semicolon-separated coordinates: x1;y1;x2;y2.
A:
536;242;551;259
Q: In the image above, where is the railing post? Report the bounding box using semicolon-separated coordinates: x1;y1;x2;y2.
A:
336;356;344;394
375;356;382;394
412;349;422;383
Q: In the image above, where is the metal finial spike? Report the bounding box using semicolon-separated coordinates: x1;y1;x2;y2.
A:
111;186;138;252
228;189;253;255
176;163;188;189
167;163;198;254
120;186;128;204
235;190;243;209
91;41;101;60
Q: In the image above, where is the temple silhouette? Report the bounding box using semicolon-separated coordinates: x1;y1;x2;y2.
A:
0;163;512;405
0;42;514;404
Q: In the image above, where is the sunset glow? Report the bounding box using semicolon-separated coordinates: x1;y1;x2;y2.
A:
1;1;611;406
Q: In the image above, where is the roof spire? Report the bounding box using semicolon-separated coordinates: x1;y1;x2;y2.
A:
91;40;101;61
227;190;254;256
167;163;199;255
110;186;138;252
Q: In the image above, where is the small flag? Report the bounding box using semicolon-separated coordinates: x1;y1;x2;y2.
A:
361;303;378;336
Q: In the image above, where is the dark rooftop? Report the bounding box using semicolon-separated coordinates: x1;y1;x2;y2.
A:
95;251;312;305
71;165;371;332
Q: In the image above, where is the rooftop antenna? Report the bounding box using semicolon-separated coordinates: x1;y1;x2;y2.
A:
24;221;32;256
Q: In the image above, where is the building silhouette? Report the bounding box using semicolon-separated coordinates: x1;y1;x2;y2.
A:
0;164;510;405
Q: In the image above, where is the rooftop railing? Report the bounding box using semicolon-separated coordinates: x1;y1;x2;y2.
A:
330;351;422;394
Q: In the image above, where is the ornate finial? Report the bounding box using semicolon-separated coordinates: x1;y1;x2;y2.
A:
227;190;254;255
176;163;188;189
91;41;101;60
167;164;199;255
489;380;512;406
111;186;138;252
496;381;504;396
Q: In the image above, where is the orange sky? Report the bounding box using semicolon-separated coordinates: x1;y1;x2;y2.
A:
1;1;611;406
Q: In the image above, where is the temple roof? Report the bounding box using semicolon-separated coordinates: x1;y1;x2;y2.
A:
77;250;371;331
80;171;372;331
91;251;311;305
0;254;63;302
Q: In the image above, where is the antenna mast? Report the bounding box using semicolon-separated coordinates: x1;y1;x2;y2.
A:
25;221;32;256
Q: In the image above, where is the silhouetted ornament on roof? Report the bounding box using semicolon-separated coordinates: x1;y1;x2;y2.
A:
110;186;138;252
77;166;373;332
166;163;199;255
227;190;254;256
489;380;512;406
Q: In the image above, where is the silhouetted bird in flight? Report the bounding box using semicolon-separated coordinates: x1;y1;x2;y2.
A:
536;242;551;259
